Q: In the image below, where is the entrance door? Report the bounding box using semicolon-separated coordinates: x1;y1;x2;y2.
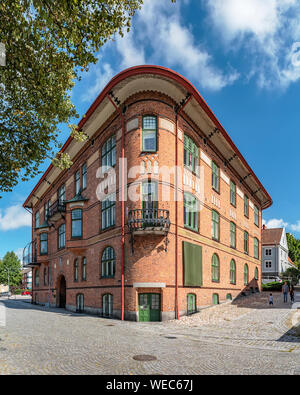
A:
187;294;196;315
138;293;161;322
76;294;84;313
59;276;66;308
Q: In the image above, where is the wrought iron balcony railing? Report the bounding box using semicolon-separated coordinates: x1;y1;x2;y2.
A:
23;240;38;267
128;209;170;233
47;199;66;220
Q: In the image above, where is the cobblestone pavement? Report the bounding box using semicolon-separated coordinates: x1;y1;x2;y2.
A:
0;292;300;375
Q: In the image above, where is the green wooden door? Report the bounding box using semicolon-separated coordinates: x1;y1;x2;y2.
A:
138;294;161;322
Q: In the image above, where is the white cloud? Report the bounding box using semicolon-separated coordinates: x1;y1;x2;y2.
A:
0;205;31;231
14;248;24;261
263;218;289;229
82;62;115;102
206;0;300;88
132;0;239;91
116;33;146;69
290;221;300;232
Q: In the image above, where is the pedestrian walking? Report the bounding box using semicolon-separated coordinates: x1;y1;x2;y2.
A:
290;285;295;303
282;282;289;303
269;293;274;306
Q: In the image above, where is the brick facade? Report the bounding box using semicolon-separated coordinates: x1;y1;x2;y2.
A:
25;67;270;321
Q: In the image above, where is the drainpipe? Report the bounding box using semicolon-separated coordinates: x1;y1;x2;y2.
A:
107;94;126;321
174;94;193;320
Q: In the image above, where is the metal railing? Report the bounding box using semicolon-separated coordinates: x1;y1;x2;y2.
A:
47;199;66;219
22;240;37;267
128;209;170;232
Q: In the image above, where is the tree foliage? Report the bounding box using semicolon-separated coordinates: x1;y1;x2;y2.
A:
287;233;300;268
0;251;22;287
0;0;149;193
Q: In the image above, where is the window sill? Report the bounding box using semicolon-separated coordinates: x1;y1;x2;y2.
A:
212;237;220;243
212;187;220;195
101;276;115;279
100;225;116;233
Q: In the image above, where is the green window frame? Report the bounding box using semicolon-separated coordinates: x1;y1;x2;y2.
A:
254;238;259;259
101;194;116;230
142;116;157;152
58;224;65;249
34;269;39;287
226;293;232;301
74;259;79;282
212;253;220;283
103;293;113;317
184;193;199;232
244;231;249;254
35;211;40;228
184;135;199;174
187;294;197;315
230;222;236;248
40;233;48;255
212;162;220;192
101;247;116;278
75;169;81;195
244;195;249;217
82;163;87;190
230;259;236;284
183;241;202;287
71;209;83;239
255;267;259;281
82;257;87;281
102;135;116;168
254;205;259;226
230;181;236;206
212;293;219;305
58;184;65;204
212;210;220;241
244;264;249;285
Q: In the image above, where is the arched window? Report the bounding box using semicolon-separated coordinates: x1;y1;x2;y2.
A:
230;259;236;285
35;269;39;287
74;259;79;282
71;209;83;238
255;267;259;281
254;238;259;259
244;264;249;285
226;294;232;301
76;294;84;313
212;293;219;305
102;135;116;168
101;247;116;278
82;257;87;281
102;294;113;317
187;294;197;315
212;254;220;282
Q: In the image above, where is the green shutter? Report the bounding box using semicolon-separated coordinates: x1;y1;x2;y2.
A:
183;241;202;287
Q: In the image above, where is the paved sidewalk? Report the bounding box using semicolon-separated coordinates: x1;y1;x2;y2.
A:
0;293;300;375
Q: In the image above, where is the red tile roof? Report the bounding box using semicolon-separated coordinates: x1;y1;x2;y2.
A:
262;228;283;245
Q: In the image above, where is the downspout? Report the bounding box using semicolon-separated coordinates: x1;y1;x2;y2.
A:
260;210;263;291
174;94;193;320
107;94;126;321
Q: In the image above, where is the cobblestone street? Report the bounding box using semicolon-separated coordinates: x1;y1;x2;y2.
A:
0;292;300;375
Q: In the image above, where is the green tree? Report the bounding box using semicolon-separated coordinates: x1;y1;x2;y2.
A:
0;251;22;288
0;0;174;193
281;267;300;286
287;233;300;268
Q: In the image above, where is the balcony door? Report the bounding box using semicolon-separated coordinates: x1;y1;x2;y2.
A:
142;181;158;223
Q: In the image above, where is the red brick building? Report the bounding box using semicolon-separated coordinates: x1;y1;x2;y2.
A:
23;66;272;321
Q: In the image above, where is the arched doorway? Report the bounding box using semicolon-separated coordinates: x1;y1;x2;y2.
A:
57;275;66;308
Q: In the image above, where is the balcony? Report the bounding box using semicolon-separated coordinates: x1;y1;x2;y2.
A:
23;240;39;268
128;209;170;235
47;199;66;221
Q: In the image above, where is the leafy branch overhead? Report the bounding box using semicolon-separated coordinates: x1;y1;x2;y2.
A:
0;0;164;193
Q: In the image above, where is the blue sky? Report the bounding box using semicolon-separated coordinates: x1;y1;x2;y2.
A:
1;0;300;260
